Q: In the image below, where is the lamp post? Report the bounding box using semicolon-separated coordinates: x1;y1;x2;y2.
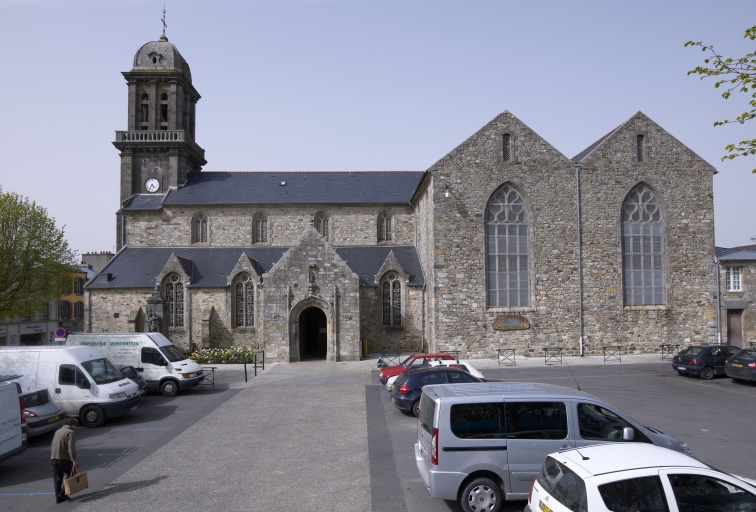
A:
715;257;722;345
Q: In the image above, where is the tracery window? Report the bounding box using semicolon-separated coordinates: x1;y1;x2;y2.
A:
233;274;255;327
193;213;208;243
378;212;392;243
621;184;665;306
164;274;185;327
314;212;329;238
254;213;268;244
486;184;530;307
382;273;402;326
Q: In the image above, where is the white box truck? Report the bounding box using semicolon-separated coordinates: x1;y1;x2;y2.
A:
0;377;26;464
0;346;141;428
66;333;204;397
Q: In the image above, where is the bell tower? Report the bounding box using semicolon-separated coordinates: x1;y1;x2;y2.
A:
113;34;206;204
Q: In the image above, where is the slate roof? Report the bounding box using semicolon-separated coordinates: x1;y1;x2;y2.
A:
121;171;424;210
86;245;424;289
717;245;756;261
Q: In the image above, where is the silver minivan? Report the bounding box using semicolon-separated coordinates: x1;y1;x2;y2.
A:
414;382;694;512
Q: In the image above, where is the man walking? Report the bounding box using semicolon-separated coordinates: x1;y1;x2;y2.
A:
50;418;78;503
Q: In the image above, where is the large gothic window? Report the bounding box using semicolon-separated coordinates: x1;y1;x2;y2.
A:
314;212;329;238
377;212;393;243
253;213;268;244
164;274;185;327
382;273;402;326
233;274;255;327
486;184;530;307
622;184;665;306
193;213;208;244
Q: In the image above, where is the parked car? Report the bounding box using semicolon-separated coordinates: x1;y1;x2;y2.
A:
378;353;454;385
671;345;740;379
415;382;694;511
0;377;26;464
527;443;756;512
425;359;486;380
118;365;147;394
391;366;482;416
725;348;756;383
13;383;66;437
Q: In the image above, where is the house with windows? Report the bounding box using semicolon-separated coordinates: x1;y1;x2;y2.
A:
84;34;719;361
59;265;96;335
716;245;756;347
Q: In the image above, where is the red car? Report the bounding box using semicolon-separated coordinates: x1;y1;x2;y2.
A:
377;353;454;385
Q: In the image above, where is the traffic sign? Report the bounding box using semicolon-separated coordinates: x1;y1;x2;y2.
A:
55;327;66;338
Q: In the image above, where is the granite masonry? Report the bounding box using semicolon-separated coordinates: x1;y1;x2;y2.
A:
85;35;720;362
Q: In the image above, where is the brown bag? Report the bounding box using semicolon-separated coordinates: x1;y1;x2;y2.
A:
64;464;88;496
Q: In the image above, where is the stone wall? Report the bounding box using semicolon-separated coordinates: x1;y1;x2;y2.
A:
124;205;415;248
414;176;434;352
720;261;756;346
88;289;153;333
360;285;423;353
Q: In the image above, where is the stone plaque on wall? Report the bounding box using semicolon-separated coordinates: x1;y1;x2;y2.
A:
493;316;530;331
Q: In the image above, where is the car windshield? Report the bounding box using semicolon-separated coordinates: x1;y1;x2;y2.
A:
401;356;416;368
22;389;50;407
679;347;703;357
537;457;587;512
159;345;186;362
119;366;136;378
732;350;756;359
81;358;124;385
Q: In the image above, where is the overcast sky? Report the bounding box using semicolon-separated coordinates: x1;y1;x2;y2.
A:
1;0;755;257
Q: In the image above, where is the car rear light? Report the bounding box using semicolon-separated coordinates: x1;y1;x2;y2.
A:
431;427;439;466
19;397;25;424
725;359;729;365
398;384;410;395
672;356;678;362
748;362;756;369
23;410;39;419
529;478;536;503
689;359;699;365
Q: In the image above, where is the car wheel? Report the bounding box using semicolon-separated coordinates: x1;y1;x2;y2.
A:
80;405;106;428
160;380;179;397
411;400;420;417
461;477;502;512
700;367;715;380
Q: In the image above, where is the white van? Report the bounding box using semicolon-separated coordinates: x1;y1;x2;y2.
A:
67;333;204;397
0;346;141;428
0;378;26;464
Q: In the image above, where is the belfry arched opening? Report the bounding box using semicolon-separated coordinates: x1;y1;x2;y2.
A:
299;307;327;360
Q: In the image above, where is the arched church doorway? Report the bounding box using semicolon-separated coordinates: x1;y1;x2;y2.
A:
299;307;327;360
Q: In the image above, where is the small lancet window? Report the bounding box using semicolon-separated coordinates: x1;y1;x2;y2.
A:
161;92;168;101
378;212;392;243
636;134;645;163
314;212;329;238
234;274;255;327
254;214;268;244
164;274;184;327
503;134;512;162
382;273;402;326
194;214;208;243
141;93;149;101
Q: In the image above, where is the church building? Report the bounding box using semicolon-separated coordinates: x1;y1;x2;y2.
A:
85;35;719;361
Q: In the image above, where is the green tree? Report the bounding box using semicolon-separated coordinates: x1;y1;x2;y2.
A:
686;26;756;172
0;187;77;320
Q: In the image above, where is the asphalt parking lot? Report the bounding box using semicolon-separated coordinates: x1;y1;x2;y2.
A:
374;361;756;512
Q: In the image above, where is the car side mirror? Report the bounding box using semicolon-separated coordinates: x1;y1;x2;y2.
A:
136;367;144;372
159;359;168;367
623;427;635;441
78;379;90;390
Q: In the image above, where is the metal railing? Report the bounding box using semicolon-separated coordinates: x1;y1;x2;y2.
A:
497;349;516;366
444;350;461;360
243;352;265;382
377;353;401;368
661;344;680;360
200;367;216;387
603;346;622;363
544;347;563;365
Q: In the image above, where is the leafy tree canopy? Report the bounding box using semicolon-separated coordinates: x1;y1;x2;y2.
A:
0;187;77;320
686;26;756;172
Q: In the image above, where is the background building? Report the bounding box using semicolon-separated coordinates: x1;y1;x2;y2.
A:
716;244;756;347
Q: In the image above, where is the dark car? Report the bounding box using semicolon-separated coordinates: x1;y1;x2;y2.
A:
671;345;740;379
118;365;147;394
724;349;756;383
389;366;482;416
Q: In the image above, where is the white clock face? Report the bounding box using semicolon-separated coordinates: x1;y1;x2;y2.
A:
145;178;160;193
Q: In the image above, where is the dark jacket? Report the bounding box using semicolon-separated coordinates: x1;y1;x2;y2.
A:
50;425;76;461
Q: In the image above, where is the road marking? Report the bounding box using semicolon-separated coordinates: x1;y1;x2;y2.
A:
137;409;198;413
110;427;171;431
0;491;55;496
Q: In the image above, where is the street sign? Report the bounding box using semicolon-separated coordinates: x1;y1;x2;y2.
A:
55;327;66;338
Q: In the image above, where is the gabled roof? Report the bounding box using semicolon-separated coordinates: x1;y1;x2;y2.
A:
121;171;424;209
717;245;756;261
571;122;627;163
86;245;424;289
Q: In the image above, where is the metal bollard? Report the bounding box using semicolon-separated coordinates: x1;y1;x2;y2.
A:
254;354;257;377
244;359;248;382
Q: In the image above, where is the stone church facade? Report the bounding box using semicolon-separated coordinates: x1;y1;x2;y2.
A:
85;35;719;361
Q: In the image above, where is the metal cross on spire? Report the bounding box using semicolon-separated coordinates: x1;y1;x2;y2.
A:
161;5;167;37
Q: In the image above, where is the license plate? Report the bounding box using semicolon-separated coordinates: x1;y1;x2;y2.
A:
47;415;60;424
678;367;687;370
540;501;553;512
130;405;138;412
733;363;743;368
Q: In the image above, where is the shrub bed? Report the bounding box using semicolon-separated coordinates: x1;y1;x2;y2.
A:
189;345;262;364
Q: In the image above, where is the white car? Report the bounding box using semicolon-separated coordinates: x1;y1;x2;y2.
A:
385;359;486;391
526;443;756;512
